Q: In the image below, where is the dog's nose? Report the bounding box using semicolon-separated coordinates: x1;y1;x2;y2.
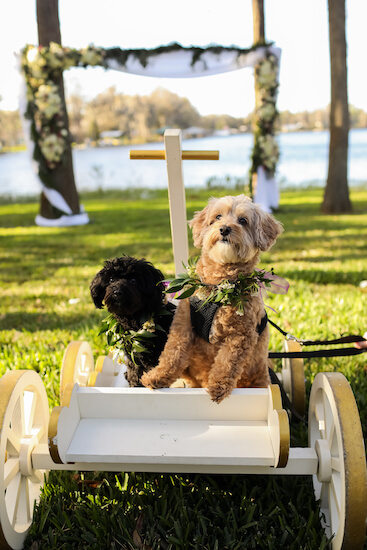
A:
220;225;232;237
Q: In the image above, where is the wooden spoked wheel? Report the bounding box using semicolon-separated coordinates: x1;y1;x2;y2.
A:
309;372;367;549
0;370;49;550
281;340;306;417
60;341;94;399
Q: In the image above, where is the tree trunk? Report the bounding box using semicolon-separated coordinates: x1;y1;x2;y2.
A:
321;0;351;213
252;0;265;45
251;0;266;195
252;0;265;110
37;0;81;219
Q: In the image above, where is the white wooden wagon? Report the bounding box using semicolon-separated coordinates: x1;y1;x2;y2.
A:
1;130;366;550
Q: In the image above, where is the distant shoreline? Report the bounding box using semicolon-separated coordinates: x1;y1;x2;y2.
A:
2;126;367;155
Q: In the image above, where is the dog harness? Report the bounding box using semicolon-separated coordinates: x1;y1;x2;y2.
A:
189;296;268;343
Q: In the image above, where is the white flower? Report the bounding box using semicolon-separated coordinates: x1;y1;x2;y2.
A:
35;83;62;119
257;59;278;88
218;281;235;291
27;47;39;63
196;288;208;300
258;103;276;122
39;133;65;163
30;59;48;79
258;135;279;156
46;42;65;68
141;319;155;333
80;47;103;66
257;134;279;172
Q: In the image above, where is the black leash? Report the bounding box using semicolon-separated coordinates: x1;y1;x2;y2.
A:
268;367;307;424
267;318;367;359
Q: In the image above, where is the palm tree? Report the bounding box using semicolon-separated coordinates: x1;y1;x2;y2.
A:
321;0;351;213
36;0;81;220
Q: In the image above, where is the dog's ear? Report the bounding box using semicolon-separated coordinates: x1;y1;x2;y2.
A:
90;273;106;309
252;206;284;251
188;203;212;248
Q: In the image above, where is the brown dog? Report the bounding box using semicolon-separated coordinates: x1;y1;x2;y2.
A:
141;194;283;403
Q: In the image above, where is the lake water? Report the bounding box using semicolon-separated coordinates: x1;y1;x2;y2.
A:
1;129;366;199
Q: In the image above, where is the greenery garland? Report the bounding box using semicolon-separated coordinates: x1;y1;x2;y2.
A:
103;42;269;70
98;310;169;364
165;257;274;316
21;41;279;194
249;51;280;195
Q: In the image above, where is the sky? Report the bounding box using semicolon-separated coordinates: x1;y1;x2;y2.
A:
0;0;366;118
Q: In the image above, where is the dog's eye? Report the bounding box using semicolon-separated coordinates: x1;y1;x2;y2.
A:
215;214;222;220
109;277;115;283
130;278;137;284
238;217;248;226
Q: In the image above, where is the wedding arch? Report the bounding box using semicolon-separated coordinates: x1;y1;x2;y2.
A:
20;41;281;225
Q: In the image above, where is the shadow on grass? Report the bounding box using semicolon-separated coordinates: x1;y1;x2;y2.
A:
0;239;176;284
0;204;172;232
0;311;99;332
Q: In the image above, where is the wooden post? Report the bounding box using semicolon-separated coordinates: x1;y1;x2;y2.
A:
164;130;190;276
130;130;219;276
36;0;81;219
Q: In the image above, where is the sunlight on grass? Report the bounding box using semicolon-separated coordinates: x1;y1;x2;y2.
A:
0;187;366;549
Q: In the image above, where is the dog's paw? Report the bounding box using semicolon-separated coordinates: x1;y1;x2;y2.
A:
141;371;165;389
207;382;233;404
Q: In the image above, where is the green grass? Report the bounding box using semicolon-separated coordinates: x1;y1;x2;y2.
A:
0;187;366;549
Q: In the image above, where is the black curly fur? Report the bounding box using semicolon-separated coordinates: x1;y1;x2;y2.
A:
90;256;175;386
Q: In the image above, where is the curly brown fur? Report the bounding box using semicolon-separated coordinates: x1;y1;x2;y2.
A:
141;195;283;402
90;256;175;386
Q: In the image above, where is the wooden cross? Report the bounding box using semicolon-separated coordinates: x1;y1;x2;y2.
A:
130;129;219;275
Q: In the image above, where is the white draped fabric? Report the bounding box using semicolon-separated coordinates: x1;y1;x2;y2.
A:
21;45;281;225
253;166;279;214
106;46;280;78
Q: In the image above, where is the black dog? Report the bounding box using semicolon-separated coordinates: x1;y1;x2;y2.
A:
90;256;175;387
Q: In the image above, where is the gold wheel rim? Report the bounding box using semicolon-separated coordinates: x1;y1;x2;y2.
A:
60;341;94;400
269;385;290;468
0;371;49;550
309;372;367;548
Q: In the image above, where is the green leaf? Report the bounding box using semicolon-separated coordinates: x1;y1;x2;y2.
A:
177;286;196;299
135;330;157;339
132;341;146;353
166;282;187;293
214;292;224;302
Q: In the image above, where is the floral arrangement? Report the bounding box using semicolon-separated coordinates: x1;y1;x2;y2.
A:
21;41;279;195
165;257;274;316
21;43;104;177
249;52;280;194
98;312;164;364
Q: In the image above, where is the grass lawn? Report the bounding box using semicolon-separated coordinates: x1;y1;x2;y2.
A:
0;186;366;549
